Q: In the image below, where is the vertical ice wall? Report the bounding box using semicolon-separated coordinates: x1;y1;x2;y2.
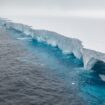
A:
0;18;83;60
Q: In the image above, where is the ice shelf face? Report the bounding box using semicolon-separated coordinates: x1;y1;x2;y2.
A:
0;18;105;72
0;18;83;59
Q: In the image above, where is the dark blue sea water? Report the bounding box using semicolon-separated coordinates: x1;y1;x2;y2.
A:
1;28;105;105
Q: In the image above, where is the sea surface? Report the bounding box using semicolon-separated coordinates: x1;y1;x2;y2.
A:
0;27;105;105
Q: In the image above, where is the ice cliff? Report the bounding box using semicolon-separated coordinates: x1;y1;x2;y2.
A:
0;18;83;60
0;18;105;75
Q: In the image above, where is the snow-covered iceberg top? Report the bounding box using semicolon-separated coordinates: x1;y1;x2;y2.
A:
0;18;105;72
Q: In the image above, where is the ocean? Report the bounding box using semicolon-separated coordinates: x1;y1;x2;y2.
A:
0;27;105;105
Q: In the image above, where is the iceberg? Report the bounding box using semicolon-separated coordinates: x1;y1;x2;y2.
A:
0;17;105;76
0;18;83;60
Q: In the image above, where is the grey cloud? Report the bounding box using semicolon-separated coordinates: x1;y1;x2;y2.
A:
0;0;105;10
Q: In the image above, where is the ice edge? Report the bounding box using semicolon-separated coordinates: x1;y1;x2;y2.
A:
0;18;105;76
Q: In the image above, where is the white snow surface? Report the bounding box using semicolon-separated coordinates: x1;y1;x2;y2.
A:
0;18;105;70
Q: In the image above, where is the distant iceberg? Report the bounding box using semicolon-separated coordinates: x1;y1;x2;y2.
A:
0;18;105;79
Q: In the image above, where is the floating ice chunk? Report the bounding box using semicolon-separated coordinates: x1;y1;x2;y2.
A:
17;37;32;41
72;82;75;85
99;74;105;81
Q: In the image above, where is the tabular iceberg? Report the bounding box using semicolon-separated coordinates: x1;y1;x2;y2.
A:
0;18;83;60
0;18;105;78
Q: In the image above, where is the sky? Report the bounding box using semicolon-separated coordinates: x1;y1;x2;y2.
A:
0;0;105;53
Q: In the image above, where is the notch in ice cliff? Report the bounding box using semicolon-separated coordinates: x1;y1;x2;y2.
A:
0;18;105;74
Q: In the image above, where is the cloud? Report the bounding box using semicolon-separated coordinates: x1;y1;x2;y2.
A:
0;0;105;10
0;0;105;19
0;8;105;19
